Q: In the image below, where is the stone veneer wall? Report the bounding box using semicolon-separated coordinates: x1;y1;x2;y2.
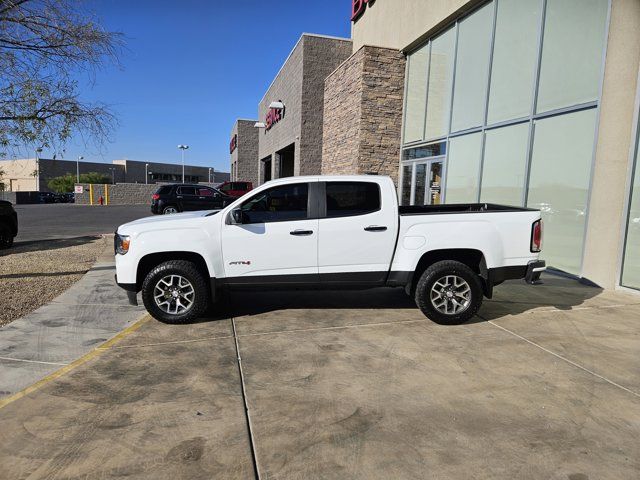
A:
322;46;405;186
231;120;259;185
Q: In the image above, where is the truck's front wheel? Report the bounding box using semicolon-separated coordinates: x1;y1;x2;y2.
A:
141;260;209;323
414;260;483;325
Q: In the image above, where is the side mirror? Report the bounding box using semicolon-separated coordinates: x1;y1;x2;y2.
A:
231;208;243;224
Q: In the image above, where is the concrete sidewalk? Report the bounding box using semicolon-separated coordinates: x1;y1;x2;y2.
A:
0;238;146;397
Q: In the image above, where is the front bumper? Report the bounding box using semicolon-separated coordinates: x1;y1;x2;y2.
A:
525;260;546;284
115;274;138;306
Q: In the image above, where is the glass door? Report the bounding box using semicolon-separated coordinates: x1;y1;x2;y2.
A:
400;158;445;206
428;160;443;205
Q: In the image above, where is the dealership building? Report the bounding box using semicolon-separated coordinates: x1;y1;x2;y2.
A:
230;0;640;293
0;158;229;192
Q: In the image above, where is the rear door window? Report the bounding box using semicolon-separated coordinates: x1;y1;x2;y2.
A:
325;182;381;218
178;186;196;196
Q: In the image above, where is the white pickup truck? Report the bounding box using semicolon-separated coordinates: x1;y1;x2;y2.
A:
115;175;545;325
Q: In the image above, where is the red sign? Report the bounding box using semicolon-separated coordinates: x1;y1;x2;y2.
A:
265;104;285;131
351;0;376;22
229;134;237;154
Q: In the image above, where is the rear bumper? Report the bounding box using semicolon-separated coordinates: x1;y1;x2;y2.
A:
525;259;546;284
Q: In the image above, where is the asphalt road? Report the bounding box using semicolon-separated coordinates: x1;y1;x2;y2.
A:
13;203;152;243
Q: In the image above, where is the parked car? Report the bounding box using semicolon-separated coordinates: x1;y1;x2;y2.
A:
116;175;545;324
217;181;253;198
38;192;56;204
151;184;233;215
0;200;18;249
54;192;75;203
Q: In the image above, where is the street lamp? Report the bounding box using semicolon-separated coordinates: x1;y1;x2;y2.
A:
35;147;43;191
208;167;213;183
77;156;84;183
177;145;189;183
109;167;116;185
145;163;149;184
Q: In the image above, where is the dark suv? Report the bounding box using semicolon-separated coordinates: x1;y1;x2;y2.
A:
0;200;18;248
151;184;233;215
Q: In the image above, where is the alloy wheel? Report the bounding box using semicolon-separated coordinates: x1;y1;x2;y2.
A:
153;275;195;315
429;275;472;315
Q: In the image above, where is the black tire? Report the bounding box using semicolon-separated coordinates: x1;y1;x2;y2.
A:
0;224;14;249
162;205;179;214
141;260;209;323
414;260;483;325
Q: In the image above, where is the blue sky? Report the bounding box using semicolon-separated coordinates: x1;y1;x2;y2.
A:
60;0;351;172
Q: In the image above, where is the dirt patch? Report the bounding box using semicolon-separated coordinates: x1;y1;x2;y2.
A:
0;236;107;326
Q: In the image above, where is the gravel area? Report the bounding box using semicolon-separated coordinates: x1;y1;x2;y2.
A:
0;236;108;326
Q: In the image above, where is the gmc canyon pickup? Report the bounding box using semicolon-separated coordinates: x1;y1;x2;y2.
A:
115;176;545;325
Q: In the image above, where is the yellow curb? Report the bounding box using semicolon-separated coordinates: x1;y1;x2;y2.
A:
0;314;151;410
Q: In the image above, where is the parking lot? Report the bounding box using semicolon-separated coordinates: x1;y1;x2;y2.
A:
13;203;151;242
1;275;639;479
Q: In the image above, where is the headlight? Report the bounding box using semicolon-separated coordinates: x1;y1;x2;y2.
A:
114;234;131;255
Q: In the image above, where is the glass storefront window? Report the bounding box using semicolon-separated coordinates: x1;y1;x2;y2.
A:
536;0;608;114
480;123;529;206
527;109;597;275
403;44;429;143
414;164;427;205
451;2;493;133
401;0;608;276
401;164;412;206
487;0;540;124
621;127;640;289
402;141;446;160
424;27;456;140
446;133;482;203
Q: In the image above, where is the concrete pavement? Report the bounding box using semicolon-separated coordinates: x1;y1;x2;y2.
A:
0;275;639;479
0;238;146;397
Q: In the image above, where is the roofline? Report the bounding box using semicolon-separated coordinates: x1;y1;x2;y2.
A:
258;33;353;105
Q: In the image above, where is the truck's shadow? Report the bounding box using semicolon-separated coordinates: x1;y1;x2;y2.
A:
199;274;602;324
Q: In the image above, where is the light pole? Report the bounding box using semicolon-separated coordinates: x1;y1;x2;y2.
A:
145;163;149;184
208;167;212;183
35;147;43;191
109;167;116;185
77;156;84;183
177;145;189;183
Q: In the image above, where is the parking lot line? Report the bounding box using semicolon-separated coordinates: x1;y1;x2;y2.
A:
0;315;151;410
487;319;640;399
0;356;67;366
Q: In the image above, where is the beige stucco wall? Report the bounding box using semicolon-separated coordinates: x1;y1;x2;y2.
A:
0;159;37;191
581;0;640;289
351;0;482;51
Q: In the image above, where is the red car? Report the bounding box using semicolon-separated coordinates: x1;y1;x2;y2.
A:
217;181;253;198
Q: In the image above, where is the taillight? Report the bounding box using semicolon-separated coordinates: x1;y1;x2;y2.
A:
531;219;543;253
152;194;160;201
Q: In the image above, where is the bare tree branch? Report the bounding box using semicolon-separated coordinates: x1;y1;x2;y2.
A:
0;0;122;156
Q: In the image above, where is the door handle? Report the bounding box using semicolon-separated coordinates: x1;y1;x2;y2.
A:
364;225;387;232
290;229;314;236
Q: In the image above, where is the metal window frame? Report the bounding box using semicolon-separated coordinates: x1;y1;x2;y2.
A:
617;65;640;291
399;0;611;277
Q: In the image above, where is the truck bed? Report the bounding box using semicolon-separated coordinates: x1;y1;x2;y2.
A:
399;203;537;216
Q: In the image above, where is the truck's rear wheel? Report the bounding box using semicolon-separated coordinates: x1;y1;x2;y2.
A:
142;260;209;323
414;260;483;325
